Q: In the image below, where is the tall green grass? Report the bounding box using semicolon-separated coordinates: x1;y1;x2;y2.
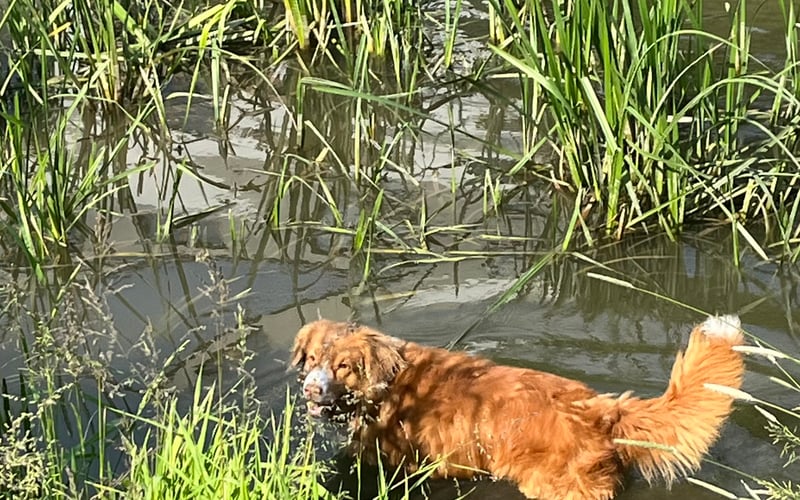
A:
0;0;238;281
281;0;428;63
110;383;450;500
7;0;800;280
488;0;800;260
0;0;437;286
107;386;336;500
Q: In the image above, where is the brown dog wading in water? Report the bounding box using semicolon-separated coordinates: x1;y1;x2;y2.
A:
290;316;745;500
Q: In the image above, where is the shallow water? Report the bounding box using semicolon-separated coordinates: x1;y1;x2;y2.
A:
2;1;800;498
10;228;789;499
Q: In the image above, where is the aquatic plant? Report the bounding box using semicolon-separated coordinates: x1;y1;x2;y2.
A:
488;0;800;260
0;253;452;499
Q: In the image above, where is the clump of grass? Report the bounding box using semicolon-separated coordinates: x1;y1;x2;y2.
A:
488;0;800;260
0;256;452;500
107;380;453;500
0;88;150;285
0;0;438;286
109;385;336;500
0;256;260;498
280;0;427;63
0;412;47;499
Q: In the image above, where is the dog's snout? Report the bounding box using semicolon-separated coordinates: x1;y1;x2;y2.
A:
302;368;330;400
304;384;320;398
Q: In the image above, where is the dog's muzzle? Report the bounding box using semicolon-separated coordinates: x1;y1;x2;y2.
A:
302;367;337;417
303;367;331;399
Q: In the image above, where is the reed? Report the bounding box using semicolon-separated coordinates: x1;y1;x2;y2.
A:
488;0;800;259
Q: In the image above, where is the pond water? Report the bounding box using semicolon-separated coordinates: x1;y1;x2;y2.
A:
8;226;798;499
6;207;797;498
2;1;800;498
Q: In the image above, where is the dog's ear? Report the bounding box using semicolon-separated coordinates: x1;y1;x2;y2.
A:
290;324;312;369
364;334;406;389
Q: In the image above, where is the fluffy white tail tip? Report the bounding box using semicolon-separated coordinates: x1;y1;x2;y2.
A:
701;314;741;340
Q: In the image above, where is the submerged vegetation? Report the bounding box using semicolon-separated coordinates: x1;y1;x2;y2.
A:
1;0;800;498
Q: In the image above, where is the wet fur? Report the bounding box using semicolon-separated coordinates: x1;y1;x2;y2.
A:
291;317;745;500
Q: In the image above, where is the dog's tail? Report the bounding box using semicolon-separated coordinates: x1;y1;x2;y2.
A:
611;315;745;484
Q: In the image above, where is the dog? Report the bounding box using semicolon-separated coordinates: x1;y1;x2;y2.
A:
290;316;745;500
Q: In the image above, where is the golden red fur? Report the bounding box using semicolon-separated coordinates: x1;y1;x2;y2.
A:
291;316;745;500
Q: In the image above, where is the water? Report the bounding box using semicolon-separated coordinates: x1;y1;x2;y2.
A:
8;228;790;498
2;1;800;498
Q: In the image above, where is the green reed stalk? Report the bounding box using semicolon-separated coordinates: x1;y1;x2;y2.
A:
775;0;800;122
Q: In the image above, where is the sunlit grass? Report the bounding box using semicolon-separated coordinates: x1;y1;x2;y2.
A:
103;386;336;500
108;384;453;500
6;0;800;275
0;262;452;500
485;0;800;261
0;0;436;283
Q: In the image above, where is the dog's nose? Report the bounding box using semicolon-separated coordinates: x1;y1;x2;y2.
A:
303;367;330;399
304;383;321;398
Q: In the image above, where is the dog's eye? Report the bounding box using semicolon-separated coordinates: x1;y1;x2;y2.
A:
338;362;350;370
307;354;316;363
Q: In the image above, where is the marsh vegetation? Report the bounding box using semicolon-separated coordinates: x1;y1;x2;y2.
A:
1;0;800;498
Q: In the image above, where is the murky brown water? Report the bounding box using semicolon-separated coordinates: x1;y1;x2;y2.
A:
2;1;800;498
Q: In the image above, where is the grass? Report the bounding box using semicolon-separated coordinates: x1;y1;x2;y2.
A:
109;385;335;500
0;257;450;500
486;0;800;257
0;0;436;289
6;0;800;271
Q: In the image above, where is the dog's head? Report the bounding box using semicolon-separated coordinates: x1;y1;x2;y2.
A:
290;319;356;375
296;323;406;417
